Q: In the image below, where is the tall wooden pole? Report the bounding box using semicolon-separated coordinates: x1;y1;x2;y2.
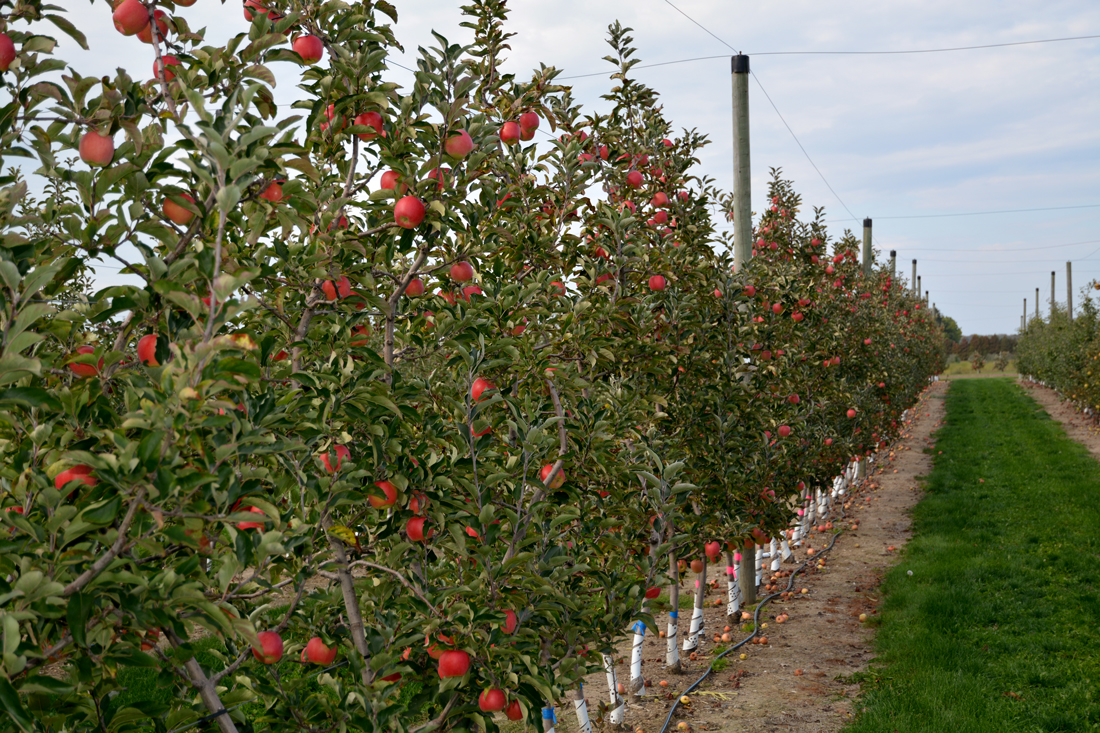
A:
911;259;917;296
1035;288;1039;319
1051;271;1056;317
917;276;921;300
732;55;752;270
1067;261;1073;322
1023;298;1027;330
889;250;896;278
862;218;873;278
925;290;929;306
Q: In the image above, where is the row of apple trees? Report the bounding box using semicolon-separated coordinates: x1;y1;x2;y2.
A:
1017;293;1100;408
0;0;944;732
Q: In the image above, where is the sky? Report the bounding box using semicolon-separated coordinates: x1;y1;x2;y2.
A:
51;1;1100;336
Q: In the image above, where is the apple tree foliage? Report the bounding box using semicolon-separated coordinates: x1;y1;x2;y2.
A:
0;1;943;731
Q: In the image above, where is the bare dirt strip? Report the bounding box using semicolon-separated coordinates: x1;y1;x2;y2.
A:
566;380;948;733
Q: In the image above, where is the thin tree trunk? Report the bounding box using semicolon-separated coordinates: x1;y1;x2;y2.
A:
666;552;681;673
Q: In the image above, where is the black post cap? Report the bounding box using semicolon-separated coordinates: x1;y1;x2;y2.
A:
890;250;896;257
863;218;872;228
912;259;917;264
732;55;749;74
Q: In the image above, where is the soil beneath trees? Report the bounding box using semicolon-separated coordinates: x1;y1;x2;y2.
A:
568;380;948;733
1019;380;1100;459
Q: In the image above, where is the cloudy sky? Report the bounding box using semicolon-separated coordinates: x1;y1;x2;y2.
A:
59;1;1100;335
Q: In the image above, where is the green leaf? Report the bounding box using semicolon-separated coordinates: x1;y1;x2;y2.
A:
66;592;93;647
0;678;33;732
82;495;122;525
45;15;89;50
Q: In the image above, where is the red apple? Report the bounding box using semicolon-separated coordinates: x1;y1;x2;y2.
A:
825;438;833;446
519;112;540;133
505;701;524;721
394;196;425;228
369;480;398;509
478;688;506;712
450;261;474;282
54;465;97;492
0;34;16;72
744;285;756;297
259;182;283;203
237;505;266;530
499;121;521;144
651;192;669;207
349;325;370;347
648;275;666;291
772;303;783;314
540;463;565;489
407;516;431;541
379;169;405;193
243;0;282;21
68;345;102;377
792;311;804;322
705;541;721;558
321;444;350;473
690;558;704;573
113;0;149;35
322;276;351;301
252;631;284;664
847;409;856;419
437;649;470;678
136;9;168;43
778;425;791;438
293;34;324;64
444;130;474;158
354;111;383;140
427;166;449;190
501;609;517;634
644;586;660;599
405;278;425;297
626;170;643;187
305;637;337;664
79;131;114;167
471;377;494;403
137;334;159;366
163;192;195;225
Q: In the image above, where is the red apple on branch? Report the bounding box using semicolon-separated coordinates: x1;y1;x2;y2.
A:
444;130;475;158
394;196;425;228
137;334;159;366
113;0;149;35
437;650;470;678
0;34;15;71
321;445;350;473
540;464;565;489
252;631;284;664
55;465;97;492
354;111;383;140
163;192;195;224
79;131;114;167
68;345;102;377
304;637;337;665
369;480;398;509
293;35;324;64
478;689;507;712
136;9;168;44
499;121;521;145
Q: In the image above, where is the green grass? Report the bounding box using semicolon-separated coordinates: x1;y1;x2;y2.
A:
844;378;1100;733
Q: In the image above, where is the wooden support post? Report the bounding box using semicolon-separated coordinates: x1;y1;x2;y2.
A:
739;542;756;605
1067;261;1074;322
1051;271;1056;317
1035;288;1039;319
732;55;752;270
889;250;896;278
862;218;873;278
911;259;917;295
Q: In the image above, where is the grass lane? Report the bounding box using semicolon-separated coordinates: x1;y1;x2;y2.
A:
845;378;1100;733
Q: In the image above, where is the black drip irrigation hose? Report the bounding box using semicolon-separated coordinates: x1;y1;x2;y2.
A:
657;529;845;733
